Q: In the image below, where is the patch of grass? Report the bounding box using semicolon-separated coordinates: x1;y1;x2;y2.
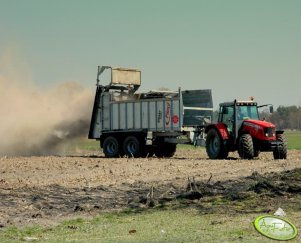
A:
210;196;229;206
0;226;51;242
1;208;300;242
61;217;85;225
76;138;100;151
285;131;301;150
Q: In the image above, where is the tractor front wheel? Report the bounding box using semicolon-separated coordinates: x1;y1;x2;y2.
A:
238;134;254;159
273;134;287;159
206;129;228;159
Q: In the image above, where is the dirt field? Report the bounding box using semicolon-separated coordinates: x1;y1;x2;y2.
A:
0;148;300;227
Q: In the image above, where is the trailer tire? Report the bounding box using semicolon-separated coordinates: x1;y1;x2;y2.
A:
123;136;141;158
273;134;287;159
155;143;176;158
238;134;254;159
103;136;120;158
206;129;228;159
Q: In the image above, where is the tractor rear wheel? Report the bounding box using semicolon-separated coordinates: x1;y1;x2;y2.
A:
273;134;287;159
206;129;228;159
238;134;254;159
103;136;120;158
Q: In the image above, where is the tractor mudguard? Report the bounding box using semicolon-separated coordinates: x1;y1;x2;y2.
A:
205;123;230;140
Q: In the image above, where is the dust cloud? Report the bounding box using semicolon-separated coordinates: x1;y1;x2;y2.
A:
0;56;94;156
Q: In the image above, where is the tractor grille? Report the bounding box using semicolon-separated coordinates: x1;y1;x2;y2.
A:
264;127;275;137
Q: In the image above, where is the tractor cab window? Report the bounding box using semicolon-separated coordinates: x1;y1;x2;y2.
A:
220;106;234;134
237;105;259;121
237;105;259;129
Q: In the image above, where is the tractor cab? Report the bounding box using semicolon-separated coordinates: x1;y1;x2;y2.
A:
219;100;260;139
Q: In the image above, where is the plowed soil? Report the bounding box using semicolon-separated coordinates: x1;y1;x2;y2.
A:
0;148;300;227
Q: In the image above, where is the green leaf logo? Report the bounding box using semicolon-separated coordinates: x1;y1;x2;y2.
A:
254;215;298;241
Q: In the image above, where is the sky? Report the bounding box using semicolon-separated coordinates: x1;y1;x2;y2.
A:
1;0;301;109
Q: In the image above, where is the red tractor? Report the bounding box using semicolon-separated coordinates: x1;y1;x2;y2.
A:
205;99;287;160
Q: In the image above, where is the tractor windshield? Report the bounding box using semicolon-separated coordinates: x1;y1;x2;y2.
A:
237;105;259;120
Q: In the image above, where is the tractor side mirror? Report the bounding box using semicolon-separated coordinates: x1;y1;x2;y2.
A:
269;106;274;113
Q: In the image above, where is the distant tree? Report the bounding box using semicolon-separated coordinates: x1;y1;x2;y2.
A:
270;106;301;130
289;107;301;130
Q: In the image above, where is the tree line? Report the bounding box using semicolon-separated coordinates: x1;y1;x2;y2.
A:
262;105;301;131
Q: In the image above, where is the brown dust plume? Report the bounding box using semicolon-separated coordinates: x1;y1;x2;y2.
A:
0;62;94;156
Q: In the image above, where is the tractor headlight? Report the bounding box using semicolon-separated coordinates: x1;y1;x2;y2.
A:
264;127;275;137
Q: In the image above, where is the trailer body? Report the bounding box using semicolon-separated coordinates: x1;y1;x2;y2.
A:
89;66;213;157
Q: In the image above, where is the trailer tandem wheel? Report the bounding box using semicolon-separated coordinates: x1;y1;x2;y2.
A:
123;136;141;158
103;136;120;158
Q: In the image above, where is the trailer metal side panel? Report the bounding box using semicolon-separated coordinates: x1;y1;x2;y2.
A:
142;102;148;129
157;101;164;130
127;103;134;129
120;103;126;129
112;103;119;130
149;101;156;129
134;102;141;129
105;98;182;132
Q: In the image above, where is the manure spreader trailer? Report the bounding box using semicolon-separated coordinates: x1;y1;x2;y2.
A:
88;66;213;158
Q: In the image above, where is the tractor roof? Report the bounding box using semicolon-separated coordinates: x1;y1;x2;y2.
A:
220;100;257;107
